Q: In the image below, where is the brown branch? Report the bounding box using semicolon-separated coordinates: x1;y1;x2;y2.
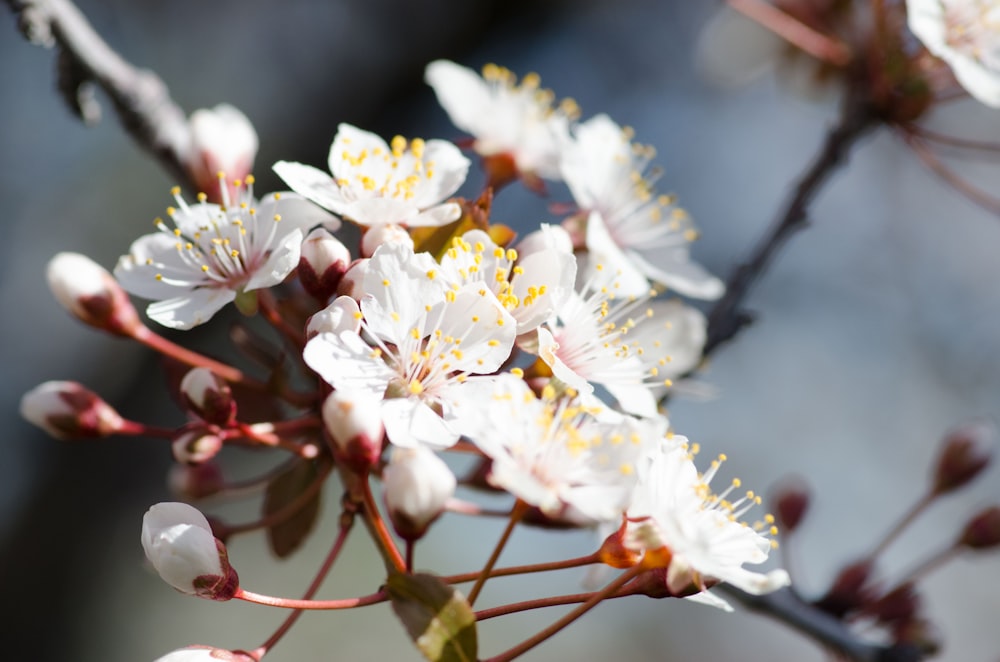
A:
5;0;195;187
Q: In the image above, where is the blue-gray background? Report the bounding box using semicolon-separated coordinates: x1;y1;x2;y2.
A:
2;1;999;660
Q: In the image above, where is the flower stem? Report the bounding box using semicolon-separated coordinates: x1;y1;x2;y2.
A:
445;552;601;585
727;0;852;66
360;476;407;573
467;499;528;606
257;288;306;352
218;462;333;538
236;587;387;611
475;583;640;621
131;324;259;386
867;491;935;561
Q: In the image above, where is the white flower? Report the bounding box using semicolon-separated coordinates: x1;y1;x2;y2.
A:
626;438;790;609
908;0;1000;107
425;60;578;181
437;227;576;334
153;647;240;662
561;115;723;300
383;446;457;539
186;103;259;201
46;252;141;334
535;268;707;418
322;389;385;472
303;242;517;449
306;295;362;339
20;380;124;439
457;374;665;525
114;180;337;329
273;123;469;228
141;502;239;600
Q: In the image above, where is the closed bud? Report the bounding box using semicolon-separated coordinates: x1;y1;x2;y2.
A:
154;646;251;662
383;447;456;540
815;559;877;617
306;296;361;339
20;380;125;440
932;421;994;495
337;258;370;299
299;228;351;302
46;252;141;336
186;104;258;204
958;506;1000;550
172;427;225;464
180;368;236;426
361;224;413;258
141;502;239;600
322;390;384;473
772;476;810;533
168;461;225;500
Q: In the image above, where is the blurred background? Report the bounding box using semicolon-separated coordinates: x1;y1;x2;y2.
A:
3;0;1000;660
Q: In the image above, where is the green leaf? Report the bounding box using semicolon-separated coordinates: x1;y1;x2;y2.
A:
387;572;478;662
263;457;323;558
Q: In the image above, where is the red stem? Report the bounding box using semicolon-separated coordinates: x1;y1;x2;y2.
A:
219;462;332;537
467;500;528;605
131;325;259;386
727;0;852;66
361;476;407;572
475;583;641;621
236;587;387;611
445;552;601;585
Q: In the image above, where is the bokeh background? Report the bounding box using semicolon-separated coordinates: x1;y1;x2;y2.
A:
3;0;1000;660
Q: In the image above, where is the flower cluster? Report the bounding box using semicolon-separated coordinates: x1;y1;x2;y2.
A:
25;60;788;661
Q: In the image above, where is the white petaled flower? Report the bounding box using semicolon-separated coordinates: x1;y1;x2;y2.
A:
303;242;517;450
186;103;259;201
457;374;665;525
561;114;723;300
383;446;457;540
273;123;470;228
626;438;790;610
424;60;578;182
907;0;1000;107
141;502;239;600
114;179;338;329
437;227;576;335
535;267;707;418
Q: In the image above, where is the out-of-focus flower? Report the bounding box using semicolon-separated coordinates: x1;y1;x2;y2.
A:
361;223;414;257
321;389;385;473
274;123;469;228
153;646;247;662
185;104;259;203
437;228;576;335
115;180;337;329
304;242;517;450
171;427;225;464
168;462;225;501
180;367;236;426
383;446;457;540
561;114;723;300
457;374;663;525
931;420;994;495
298;227;352;302
20;380;125;439
46;252;141;335
425;60;578;186
141;502;239;600
908;0;1000;107
535;268;707;418
626;438;790;610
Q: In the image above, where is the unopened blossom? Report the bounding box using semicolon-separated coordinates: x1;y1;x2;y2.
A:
306;296;362;339
535;268;707;417
141;502;239;600
437;227;576;334
304;242;517;449
298;227;352;302
180;367;235;426
561;114;723;299
361;223;414;257
46;252;141;335
185;103;259;202
153;646;246;662
383;446;457;540
626;438;790;610
273;123;469;228
457;374;664;524
21;380;126;439
321;389;385;472
115;179;337;329
425;60;578;184
908;0;1000;107
172;427;225;464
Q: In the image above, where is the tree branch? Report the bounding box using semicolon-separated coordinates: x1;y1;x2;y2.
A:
5;0;195;187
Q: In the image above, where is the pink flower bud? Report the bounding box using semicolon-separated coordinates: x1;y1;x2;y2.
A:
815;559;877;617
141;502;239;601
153;645;252;661
958;506;1000;550
306;296;362;340
932;421;994;495
46;252;141;336
180;368;236;426
172;427;225;464
168;461;225;500
299;228;351;302
383;447;456;540
361;224;413;257
772;476;810;533
337;258;370;299
322;390;384;473
20;380;125;440
186;104;258;203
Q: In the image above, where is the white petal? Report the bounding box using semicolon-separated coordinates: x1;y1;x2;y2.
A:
381;397;458;450
424;60;493;137
303;331;395;395
273;160;349;215
145;288;236;330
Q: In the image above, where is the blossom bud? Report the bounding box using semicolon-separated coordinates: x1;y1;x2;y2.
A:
141;502;239;600
186;104;258;203
383;447;456;540
322;390;384;473
814;559;876;617
46;252;141;336
931;422;994;496
361;224;414;257
298;228;352;302
337;258;370;299
597;520;643;569
168;461;225;500
958;506;1000;550
306;296;362;340
154;646;249;662
172;427;225;464
20;380;125;440
772;476;810;533
180;368;236;426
